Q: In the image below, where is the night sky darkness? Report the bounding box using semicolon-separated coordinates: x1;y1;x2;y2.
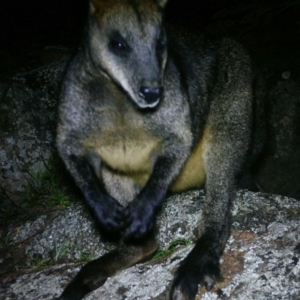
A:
0;0;87;56
0;0;299;75
0;0;218;51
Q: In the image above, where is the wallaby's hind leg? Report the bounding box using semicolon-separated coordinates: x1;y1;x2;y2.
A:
170;40;253;299
169;139;240;300
170;127;249;299
59;233;158;300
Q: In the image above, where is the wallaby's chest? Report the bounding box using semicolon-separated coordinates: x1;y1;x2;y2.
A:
82;99;208;192
83;127;161;175
83;126;208;193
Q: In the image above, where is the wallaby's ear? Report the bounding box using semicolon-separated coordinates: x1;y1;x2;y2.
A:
90;0;106;14
156;0;168;8
90;2;96;14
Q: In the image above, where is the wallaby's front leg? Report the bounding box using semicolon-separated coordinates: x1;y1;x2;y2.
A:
125;137;190;240
59;150;125;235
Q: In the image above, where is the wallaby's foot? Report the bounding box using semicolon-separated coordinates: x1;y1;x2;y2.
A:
170;236;221;300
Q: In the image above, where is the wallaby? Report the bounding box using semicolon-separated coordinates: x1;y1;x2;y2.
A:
56;0;265;299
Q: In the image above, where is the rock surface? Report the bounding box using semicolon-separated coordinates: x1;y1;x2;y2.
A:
0;57;68;192
1;190;299;299
254;79;300;199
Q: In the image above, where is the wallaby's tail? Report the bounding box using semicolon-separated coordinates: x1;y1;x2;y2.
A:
59;235;158;300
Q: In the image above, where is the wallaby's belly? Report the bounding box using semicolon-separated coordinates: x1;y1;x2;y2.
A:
170;130;207;192
83;127;207;192
83;128;160;185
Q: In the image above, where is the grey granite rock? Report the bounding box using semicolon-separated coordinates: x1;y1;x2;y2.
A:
0;57;68;192
1;190;299;300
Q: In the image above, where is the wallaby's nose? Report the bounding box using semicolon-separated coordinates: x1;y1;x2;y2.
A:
139;86;163;105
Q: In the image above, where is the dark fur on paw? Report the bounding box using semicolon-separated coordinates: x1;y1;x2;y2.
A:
170;238;221;300
124;200;156;240
90;192;125;235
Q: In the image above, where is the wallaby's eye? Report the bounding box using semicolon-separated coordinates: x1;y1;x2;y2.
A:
109;31;130;55
110;40;127;51
156;40;166;52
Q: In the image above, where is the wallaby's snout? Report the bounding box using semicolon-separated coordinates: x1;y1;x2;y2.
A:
139;85;163;106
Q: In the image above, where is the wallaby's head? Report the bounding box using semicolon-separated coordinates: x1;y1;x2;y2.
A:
88;0;168;108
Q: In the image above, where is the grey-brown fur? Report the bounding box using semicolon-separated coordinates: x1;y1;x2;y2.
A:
56;0;265;299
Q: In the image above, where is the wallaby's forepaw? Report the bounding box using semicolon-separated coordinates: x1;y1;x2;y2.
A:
170;243;221;300
124;201;155;239
93;193;125;234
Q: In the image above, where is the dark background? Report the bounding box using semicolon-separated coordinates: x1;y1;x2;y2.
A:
0;0;300;79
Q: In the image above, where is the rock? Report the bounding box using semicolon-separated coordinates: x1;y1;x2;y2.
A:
1;190;299;299
0;57;68;192
254;79;300;199
38;46;72;65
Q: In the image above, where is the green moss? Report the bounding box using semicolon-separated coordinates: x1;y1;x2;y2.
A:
152;239;192;260
18;154;75;209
